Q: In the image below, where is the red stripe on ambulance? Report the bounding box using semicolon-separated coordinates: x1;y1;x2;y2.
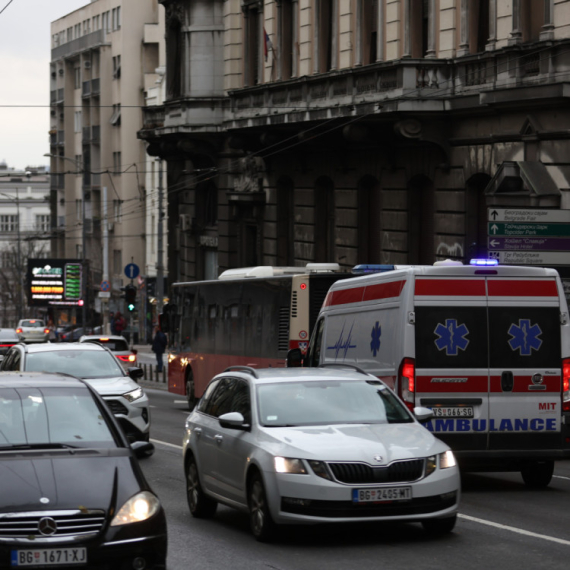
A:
487;279;558;297
324;280;406;307
414;279;485;296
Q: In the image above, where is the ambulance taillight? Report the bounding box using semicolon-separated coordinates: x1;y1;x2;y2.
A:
563;358;570;412
398;357;416;411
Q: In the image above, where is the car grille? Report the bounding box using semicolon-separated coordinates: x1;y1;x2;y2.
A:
328;459;425;484
103;398;129;416
0;510;105;538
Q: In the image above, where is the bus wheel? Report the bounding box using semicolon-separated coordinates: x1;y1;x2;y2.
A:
186;376;196;411
521;460;554;488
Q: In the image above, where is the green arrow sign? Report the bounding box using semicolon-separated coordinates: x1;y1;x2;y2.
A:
488;222;570;237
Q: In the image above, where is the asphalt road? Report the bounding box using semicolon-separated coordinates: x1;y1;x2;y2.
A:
140;388;570;570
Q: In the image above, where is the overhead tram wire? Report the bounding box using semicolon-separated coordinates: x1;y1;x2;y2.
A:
0;0;15;16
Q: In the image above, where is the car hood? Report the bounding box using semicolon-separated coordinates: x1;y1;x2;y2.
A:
81;376;138;396
258;423;445;464
0;452;141;512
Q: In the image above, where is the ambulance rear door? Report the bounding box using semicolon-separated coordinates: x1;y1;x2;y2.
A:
414;275;489;451
487;275;562;451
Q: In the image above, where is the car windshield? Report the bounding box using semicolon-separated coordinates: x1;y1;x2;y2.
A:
0;387;117;449
20;320;44;328
257;380;413;427
25;350;124;379
84;338;129;352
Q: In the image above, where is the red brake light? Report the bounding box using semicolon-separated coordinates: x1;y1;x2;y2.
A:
563;358;570;412
398;357;416;411
44;329;50;334
16;328;22;334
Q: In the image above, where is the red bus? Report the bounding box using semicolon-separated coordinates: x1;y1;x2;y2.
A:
161;264;348;409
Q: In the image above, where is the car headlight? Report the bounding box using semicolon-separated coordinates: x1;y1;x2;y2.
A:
308;460;333;481
274;457;307;474
425;451;456;477
439;450;456;469
123;387;143;402
110;491;160;526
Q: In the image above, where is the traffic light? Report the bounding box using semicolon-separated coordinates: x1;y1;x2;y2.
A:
124;284;137;312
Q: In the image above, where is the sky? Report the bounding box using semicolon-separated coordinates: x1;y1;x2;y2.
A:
0;0;90;170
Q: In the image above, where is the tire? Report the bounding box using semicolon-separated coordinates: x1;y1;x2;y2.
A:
248;473;276;542
422;514;457;536
186;376;196;411
186;456;217;518
521;460;554;488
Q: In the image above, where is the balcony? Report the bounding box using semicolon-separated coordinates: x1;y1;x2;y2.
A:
141;105;165;130
51;29;108;61
91;78;100;95
82;80;91;98
50;90;57;104
91;125;100;143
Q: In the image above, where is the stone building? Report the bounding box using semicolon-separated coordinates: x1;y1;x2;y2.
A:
138;0;570;287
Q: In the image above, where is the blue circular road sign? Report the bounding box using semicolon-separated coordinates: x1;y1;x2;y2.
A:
100;280;110;292
124;263;140;279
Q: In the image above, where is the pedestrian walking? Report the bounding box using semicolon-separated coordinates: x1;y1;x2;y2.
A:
114;312;126;336
152;325;168;373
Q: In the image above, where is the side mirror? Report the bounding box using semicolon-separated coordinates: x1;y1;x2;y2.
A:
131;440;155;459
219;411;249;430
286;348;304;368
413;406;434;423
128;367;144;381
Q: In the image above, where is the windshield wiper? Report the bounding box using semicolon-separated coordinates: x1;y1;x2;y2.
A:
0;443;78;450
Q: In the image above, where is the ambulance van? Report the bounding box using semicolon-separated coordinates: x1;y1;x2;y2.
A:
296;261;570;487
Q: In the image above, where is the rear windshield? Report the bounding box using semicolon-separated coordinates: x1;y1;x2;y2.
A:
20;321;45;328
257;380;413;427
83;339;129;352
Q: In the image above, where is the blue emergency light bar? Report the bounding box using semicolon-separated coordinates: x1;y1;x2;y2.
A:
352;264;396;275
469;258;499;266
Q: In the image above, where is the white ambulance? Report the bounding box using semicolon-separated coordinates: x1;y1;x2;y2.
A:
296;260;570;487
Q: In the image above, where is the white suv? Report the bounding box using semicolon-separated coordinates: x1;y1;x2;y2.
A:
183;365;460;541
0;342;151;444
16;319;50;343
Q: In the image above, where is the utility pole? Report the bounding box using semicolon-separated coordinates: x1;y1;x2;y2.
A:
15;187;22;322
102;186;109;334
156;159;164;315
81;171;87;330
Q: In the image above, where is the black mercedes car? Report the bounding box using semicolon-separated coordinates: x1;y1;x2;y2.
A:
0;372;167;569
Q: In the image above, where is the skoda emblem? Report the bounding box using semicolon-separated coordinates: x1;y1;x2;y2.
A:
373;455;383;463
532;373;544;385
38;517;57;536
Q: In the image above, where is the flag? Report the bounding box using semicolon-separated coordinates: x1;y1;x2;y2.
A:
264;28;274;62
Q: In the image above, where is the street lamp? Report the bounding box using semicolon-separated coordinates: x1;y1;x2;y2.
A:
44;153;87;329
0;188;22;321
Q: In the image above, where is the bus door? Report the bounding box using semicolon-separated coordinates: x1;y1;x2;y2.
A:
487;277;562;451
414;277;490;451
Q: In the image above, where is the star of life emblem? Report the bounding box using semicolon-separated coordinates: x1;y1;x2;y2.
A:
508;319;543;356
434;319;470;356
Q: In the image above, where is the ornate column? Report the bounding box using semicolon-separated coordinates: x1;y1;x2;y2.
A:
425;0;436;58
540;0;555;41
486;0;497;51
292;0;299;77
457;0;470;56
402;0;411;58
509;0;523;45
331;0;338;71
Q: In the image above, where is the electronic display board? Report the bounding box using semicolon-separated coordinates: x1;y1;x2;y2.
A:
27;259;83;306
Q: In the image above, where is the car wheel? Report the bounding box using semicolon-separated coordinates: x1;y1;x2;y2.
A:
248;473;275;542
186;456;217;518
422;514;457;536
186;376;196;411
521;460;554;488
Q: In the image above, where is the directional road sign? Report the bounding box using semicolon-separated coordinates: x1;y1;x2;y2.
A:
488;222;570;237
489;251;570;266
488;237;570;251
124;263;140;280
488;208;570;223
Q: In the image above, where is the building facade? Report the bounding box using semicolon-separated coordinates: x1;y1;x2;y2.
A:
0;163;51;327
138;0;570;289
49;0;165;328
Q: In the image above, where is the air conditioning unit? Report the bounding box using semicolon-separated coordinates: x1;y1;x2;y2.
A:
84;61;91;69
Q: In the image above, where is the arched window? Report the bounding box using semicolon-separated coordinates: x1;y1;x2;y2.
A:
314;176;335;262
276;177;294;265
466;173;491;260
408;175;434;264
357;176;382;263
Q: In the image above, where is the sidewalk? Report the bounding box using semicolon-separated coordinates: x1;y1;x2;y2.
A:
132;344;169;391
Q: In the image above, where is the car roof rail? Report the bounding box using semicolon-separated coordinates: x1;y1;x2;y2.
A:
319;363;370;376
224;365;259;378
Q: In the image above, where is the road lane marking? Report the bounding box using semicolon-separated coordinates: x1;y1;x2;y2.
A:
458;514;570;546
151;438;183;450
553;475;570;481
174;400;187;404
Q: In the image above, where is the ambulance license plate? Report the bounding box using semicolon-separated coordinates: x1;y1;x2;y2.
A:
11;547;87;567
352;487;412;503
432;406;474;418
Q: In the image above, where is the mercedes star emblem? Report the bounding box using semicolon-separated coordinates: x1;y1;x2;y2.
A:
38;517;57;536
373;455;383;462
